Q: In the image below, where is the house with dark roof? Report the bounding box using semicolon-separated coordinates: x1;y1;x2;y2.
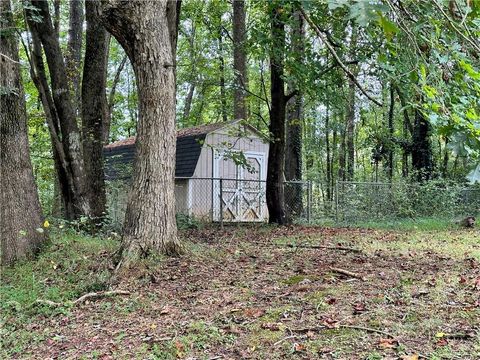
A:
104;120;269;222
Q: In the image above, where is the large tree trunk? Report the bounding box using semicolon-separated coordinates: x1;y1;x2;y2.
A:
232;0;248;120
26;0;90;219
267;3;288;225
285;10;304;220
81;1;108;224
1;0;46;265
97;0;181;262
66;0;84;114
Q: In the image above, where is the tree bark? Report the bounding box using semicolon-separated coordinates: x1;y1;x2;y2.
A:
345;27;358;181
66;0;84;114
81;1;108;224
387;84;395;180
285;10;304;220
97;0;181;262
1;0;46;265
267;3;288;225
412;108;433;181
183;82;195;120
26;0;90;219
232;0;248;120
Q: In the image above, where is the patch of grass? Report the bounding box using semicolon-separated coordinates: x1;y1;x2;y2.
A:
0;230;118;358
358;230;480;260
149;321;236;359
342;217;455;231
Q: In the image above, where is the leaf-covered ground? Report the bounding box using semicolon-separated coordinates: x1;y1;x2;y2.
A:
1;225;479;359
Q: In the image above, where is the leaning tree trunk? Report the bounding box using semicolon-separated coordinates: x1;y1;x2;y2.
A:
1;0;46;265
267;3;288;225
27;0;90;219
97;0;181;263
232;0;248;120
81;1;109;224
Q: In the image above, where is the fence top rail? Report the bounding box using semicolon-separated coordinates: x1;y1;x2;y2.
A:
336;180;479;190
175;177;309;184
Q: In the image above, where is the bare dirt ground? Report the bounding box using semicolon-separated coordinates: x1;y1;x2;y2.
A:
3;226;480;359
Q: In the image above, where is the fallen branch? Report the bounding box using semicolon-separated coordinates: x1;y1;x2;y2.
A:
330;267;366;281
34;290;130;307
73;290;131;305
286;244;361;253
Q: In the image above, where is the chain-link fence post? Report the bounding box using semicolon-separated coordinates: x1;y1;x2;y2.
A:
219;178;224;229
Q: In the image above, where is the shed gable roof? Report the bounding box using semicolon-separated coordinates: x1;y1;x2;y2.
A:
104;121;260;179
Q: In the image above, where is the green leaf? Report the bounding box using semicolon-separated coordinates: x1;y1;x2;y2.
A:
378;15;399;41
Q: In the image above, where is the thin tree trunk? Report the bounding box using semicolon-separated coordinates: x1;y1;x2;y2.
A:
105;54;127;143
232;0;248;120
396;87;412;178
97;0;182;263
27;0;90;219
267;3;288;225
345;27;358;181
218;28;228;122
1;0;46;265
442;137;449;178
325;109;332;201
183;82;195;120
387;84;395;181
81;1;108;224
26;18;78;219
338;120;346;182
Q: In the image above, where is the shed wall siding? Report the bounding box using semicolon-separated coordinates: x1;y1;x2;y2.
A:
189;128;269;221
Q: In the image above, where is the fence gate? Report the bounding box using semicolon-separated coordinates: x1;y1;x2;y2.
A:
213;151;267;222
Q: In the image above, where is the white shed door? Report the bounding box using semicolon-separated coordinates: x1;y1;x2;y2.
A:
213;151;266;222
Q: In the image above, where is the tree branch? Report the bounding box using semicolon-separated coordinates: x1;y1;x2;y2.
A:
300;8;383;107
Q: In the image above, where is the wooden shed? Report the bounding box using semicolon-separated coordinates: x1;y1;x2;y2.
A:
104;120;269;222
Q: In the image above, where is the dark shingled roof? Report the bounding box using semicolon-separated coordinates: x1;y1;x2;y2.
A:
104;122;230;180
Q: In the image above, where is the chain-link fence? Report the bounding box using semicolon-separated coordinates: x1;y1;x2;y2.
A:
106;179;480;229
335;181;480;222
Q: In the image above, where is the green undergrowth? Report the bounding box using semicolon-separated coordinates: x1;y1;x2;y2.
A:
1;230;118;357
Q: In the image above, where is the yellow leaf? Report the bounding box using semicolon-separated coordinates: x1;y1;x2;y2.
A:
401;355;419;360
43;220;50;228
435;332;445;338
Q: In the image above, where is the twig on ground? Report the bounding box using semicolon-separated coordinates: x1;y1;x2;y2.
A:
330;267;366;281
289;324;394;338
339;324;395;338
34;290;130;307
285;244;361;253
273;335;297;346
